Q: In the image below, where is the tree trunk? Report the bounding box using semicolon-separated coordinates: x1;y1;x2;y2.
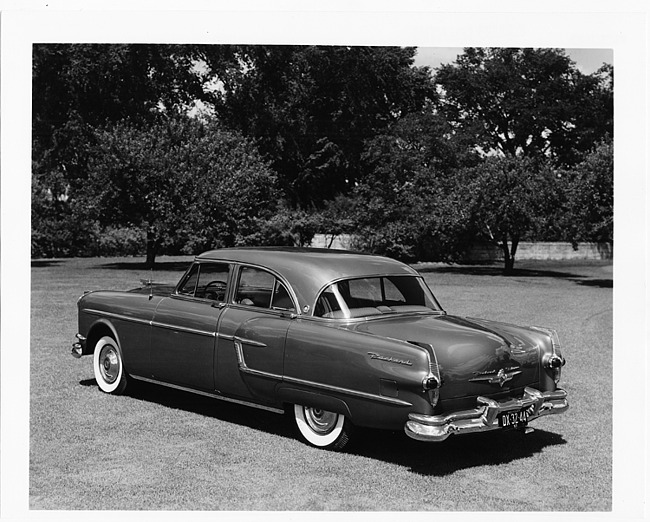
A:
145;226;157;269
501;236;519;275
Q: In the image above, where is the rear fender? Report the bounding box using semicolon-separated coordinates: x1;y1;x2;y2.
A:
275;387;352;418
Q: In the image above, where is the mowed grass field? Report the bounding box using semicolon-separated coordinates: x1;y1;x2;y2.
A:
29;256;613;511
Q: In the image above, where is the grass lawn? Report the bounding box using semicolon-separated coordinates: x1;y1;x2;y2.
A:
29;256;613;511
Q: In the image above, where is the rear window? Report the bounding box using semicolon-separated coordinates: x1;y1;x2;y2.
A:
314;276;441;319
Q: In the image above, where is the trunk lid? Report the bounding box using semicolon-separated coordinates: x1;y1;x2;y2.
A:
349;314;540;400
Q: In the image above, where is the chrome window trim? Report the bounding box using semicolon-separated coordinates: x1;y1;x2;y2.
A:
174;260;235;302
229;262;300;314
312;274;444;319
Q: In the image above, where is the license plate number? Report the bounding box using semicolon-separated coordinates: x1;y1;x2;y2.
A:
498;408;529;428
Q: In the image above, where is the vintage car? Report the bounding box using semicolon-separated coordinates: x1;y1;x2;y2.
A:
72;247;568;450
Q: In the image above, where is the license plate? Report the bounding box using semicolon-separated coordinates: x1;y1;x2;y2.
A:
498;408;529;428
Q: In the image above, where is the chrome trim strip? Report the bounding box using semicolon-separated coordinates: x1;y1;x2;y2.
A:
282;374;413;407
530;326;561;357
130;375;285;414
86;308;219;338
85;309;151;326
231;339;411;407
151;320;216;338
234;336;267;348
233;340;278;380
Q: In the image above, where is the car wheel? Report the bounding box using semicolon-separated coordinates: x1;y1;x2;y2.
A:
293;404;352;450
93;335;128;394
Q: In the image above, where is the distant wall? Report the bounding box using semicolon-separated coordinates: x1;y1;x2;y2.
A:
310;234;355;250
467;241;612;261
310;234;612;261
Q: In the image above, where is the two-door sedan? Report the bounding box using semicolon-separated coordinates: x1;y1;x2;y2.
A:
72;247;568;450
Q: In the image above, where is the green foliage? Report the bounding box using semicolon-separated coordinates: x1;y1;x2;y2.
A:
96;227;147;257
31;44;614;266
454;155;560;272
202;45;437;206
82;115;278;265
32;44;209;187
31;173;97;258
236;208;321;247
435;48;613;166
557;139;613;245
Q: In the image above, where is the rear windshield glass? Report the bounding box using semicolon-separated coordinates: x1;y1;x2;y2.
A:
314;276;442;319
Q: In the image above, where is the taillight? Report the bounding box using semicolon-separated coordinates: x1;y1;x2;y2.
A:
422;375;440;390
544;354;566;384
532;326;566;386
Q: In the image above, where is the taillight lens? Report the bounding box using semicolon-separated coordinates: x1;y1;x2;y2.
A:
423;375;440;408
423;376;440;390
544;354;565;384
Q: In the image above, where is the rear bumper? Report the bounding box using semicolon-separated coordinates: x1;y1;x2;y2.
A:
405;386;568;442
71;334;86;358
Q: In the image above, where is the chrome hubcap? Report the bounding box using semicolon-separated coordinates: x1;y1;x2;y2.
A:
98;345;119;384
303;407;338;435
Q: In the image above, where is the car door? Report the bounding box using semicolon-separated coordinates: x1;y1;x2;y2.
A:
215;265;296;404
150;261;231;391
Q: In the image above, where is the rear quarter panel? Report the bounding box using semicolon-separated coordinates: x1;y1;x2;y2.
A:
281;318;433;430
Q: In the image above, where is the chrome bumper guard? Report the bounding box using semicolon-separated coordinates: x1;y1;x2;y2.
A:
405;386;568;442
71;334;86;358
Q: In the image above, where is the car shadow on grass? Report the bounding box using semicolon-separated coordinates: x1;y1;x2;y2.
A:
80;377;566;474
348;426;567;476
80;378;296;439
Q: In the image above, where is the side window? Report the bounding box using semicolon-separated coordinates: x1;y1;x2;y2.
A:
177;264;200;296
195;263;230;301
348;278;381;306
271;280;295;311
177;262;230;301
235;267;295;311
314;285;343;318
383;278;407;304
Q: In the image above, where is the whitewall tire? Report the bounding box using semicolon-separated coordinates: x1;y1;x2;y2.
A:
93;336;128;394
293;404;352;450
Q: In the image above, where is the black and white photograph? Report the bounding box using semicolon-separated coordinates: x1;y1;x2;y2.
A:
1;1;647;520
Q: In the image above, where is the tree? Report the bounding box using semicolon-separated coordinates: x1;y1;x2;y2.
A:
33;44;209;183
32;44;215;257
456;156;560;273
558;139;613;245
435;48;613;166
82;115;278;266
200;45;437;206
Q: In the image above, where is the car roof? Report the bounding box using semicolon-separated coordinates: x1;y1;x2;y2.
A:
196;247;418;312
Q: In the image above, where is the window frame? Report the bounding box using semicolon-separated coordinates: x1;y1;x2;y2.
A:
313;274;443;319
231;263;298;314
174;261;233;303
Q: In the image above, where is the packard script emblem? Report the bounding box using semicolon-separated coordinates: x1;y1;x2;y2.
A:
469;366;522;387
367;352;413;366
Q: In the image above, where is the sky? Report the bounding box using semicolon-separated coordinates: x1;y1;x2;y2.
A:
415;47;613;74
